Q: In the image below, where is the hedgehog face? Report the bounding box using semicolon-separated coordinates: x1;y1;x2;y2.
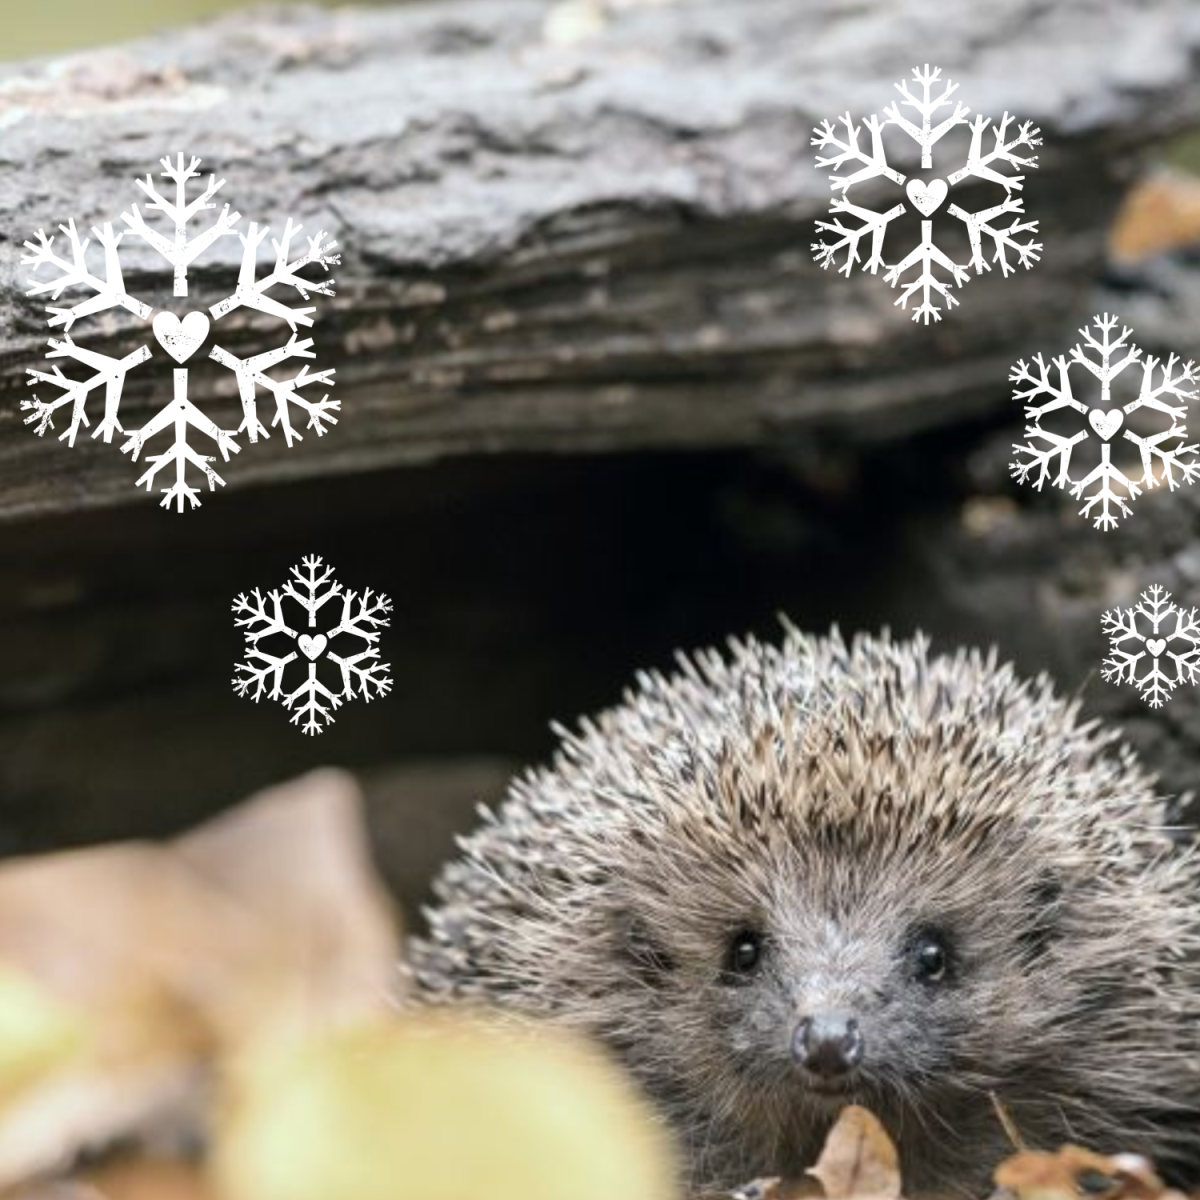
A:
710;883;975;1106
612;822;1073;1141
413;631;1200;1194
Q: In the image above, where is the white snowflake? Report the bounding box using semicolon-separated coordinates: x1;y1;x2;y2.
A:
22;153;340;512
812;64;1041;323
1009;313;1200;531
232;555;393;735
1102;585;1200;709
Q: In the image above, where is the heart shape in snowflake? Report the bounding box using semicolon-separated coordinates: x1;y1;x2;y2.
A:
906;179;948;217
1088;408;1124;441
1146;638;1167;658
153;310;210;363
298;633;328;660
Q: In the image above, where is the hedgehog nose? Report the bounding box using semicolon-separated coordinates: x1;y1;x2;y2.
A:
791;1014;864;1076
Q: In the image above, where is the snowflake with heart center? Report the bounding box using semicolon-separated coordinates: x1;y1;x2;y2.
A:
1102;585;1200;708
232;555;393;735
22;153;340;512
1009;313;1200;530
812;64;1042;323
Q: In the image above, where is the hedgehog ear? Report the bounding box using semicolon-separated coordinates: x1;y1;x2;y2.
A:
615;910;676;981
1019;869;1063;959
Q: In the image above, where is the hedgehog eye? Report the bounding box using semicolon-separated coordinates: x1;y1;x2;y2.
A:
724;929;764;980
910;928;951;984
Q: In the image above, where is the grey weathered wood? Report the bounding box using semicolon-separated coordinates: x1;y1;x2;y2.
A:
881;263;1200;810
0;0;1197;519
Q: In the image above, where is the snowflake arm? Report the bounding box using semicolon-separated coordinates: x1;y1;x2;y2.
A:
1009;354;1082;419
883;221;970;324
1123;426;1200;492
232;587;299;643
947;196;1041;277
946;112;1040;191
23;337;152;446
1168;606;1200;685
1136;583;1177;628
23;220;153;331
121;154;241;297
811;113;906;191
1125;353;1199;422
208;218;339;330
882;64;969;169
282;555;344;625
1069;313;1142;403
1010;426;1090;491
233;648;299;703
328;587;394;644
327;647;394;703
121;369;241;513
211;337;339;447
812;198;906;277
284;669;345;736
1070;445;1141;531
326;587;394;703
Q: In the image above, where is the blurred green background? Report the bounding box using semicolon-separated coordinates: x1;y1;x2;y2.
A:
1;0;388;61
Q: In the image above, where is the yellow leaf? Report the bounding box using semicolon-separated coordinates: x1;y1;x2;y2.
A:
213;1014;680;1200
0;964;82;1104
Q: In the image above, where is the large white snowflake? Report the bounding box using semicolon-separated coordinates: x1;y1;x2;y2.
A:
22;153;340;512
812;64;1041;323
1009;313;1200;530
232;555;393;735
1102;585;1200;709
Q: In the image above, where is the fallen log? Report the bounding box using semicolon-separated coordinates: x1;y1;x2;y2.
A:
0;0;1196;519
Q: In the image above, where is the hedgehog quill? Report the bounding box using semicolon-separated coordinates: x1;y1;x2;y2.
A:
410;630;1200;1196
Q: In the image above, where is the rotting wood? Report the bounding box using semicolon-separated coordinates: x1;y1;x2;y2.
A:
0;0;1197;519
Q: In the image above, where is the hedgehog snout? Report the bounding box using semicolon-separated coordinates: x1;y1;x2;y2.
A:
790;1013;864;1077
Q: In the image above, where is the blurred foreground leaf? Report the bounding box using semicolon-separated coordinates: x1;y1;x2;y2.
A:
213;1014;680;1200
0;770;399;1188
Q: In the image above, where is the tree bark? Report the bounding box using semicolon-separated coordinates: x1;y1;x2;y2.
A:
0;0;1197;519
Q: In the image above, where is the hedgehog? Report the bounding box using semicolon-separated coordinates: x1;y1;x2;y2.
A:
409;629;1200;1196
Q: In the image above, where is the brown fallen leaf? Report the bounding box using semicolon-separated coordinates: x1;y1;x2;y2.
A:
996;1144;1186;1200
83;1157;216;1200
0;769;400;1191
808;1107;902;1200
1109;168;1200;263
173;767;401;1049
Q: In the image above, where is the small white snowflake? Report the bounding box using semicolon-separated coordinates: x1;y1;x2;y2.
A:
1009;313;1200;530
812;64;1041;323
1102;585;1200;709
232;555;393;735
22;153;340;512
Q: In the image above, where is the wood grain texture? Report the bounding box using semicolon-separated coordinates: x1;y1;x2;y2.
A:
0;0;1197;519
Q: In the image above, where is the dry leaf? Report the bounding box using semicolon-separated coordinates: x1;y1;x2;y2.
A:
996;1145;1186;1200
173;767;401;1049
807;1107;902;1200
0;769;399;1190
82;1157;216;1200
1109;169;1200;263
